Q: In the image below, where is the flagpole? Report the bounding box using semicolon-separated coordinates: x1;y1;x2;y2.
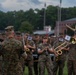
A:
57;6;59;37
60;0;62;21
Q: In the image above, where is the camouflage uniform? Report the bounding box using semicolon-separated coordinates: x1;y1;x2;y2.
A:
25;39;35;75
38;43;53;75
1;37;24;75
53;39;68;75
0;38;4;75
33;40;40;75
15;31;26;72
0;26;26;75
67;43;76;75
0;52;3;75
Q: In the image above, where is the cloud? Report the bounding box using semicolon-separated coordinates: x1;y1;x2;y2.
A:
1;0;27;11
62;0;76;7
0;3;6;11
30;0;41;4
1;0;43;11
0;0;76;12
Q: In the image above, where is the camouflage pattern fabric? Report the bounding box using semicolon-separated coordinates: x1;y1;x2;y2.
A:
38;43;53;75
20;56;25;71
68;44;76;60
1;38;23;75
53;40;68;75
67;44;76;75
53;59;65;75
33;41;40;75
0;56;3;75
25;40;35;75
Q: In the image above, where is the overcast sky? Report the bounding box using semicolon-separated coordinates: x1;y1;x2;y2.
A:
0;0;76;12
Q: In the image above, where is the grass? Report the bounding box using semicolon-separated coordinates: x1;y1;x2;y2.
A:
63;61;68;75
23;61;68;75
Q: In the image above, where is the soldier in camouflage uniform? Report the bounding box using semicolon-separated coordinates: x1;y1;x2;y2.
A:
38;36;55;75
0;26;27;75
15;31;26;72
0;33;4;75
67;35;76;75
33;34;41;75
25;35;35;75
53;35;69;75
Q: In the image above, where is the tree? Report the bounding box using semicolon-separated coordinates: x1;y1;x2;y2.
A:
0;5;76;31
19;21;33;33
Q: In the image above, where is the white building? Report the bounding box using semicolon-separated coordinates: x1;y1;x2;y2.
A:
44;26;51;32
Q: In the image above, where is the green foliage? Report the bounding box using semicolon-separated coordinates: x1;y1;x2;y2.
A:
19;21;33;33
0;6;76;31
46;5;58;29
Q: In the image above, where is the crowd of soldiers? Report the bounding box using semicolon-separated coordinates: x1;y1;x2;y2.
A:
0;25;76;75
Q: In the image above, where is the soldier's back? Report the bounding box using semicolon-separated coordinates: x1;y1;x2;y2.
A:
2;38;23;75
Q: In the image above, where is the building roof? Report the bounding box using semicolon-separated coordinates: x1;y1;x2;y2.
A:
63;18;76;22
33;30;54;35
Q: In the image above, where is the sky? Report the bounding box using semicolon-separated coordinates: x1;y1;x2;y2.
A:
0;0;76;12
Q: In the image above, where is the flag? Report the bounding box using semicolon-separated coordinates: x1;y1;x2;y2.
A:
65;35;71;41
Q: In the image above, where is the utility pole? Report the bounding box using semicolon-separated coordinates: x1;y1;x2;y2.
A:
43;3;46;30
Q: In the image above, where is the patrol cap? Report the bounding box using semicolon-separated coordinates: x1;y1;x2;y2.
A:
42;35;48;39
5;26;14;32
15;31;21;35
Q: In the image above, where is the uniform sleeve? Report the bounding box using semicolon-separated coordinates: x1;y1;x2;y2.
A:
37;43;42;51
0;42;4;56
16;41;23;49
19;41;27;58
49;44;52;48
30;40;35;46
16;41;25;57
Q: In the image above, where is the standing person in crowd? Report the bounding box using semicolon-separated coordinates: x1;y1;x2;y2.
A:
33;34;41;75
15;31;27;72
38;36;56;75
0;33;4;75
0;26;27;75
48;36;56;61
67;33;76;75
25;35;36;75
15;31;22;41
53;34;69;75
